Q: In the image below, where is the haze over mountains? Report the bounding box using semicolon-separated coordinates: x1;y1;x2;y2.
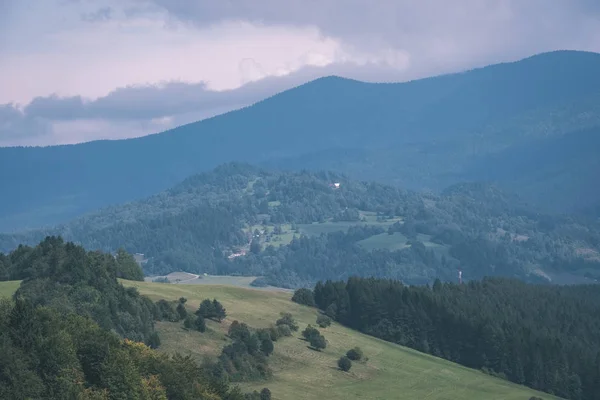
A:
1;50;600;231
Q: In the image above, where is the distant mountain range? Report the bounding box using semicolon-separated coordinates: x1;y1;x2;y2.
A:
1;50;600;231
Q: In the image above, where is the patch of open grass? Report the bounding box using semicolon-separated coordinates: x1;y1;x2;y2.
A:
0;280;20;298
123;280;560;400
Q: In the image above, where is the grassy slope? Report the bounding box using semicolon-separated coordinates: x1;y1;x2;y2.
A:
0;280;20;298
119;280;558;400
0;279;561;399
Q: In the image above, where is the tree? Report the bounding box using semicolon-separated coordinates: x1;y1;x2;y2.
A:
196;299;214;318
260;337;274;356
338;356;352;372
291;288;315;307
195;315;206;332
196;298;226;322
302;325;320;341
213;299;227;322
309;334;326;351
250;240;262;254
260;388;272;400
276;313;298;331
316;314;332;328
176;302;188;320
346;347;363;361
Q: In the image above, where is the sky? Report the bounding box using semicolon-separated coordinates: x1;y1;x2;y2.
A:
1;0;599;147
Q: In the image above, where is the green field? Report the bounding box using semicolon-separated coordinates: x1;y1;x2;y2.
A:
0;280;560;399
120;280;557;400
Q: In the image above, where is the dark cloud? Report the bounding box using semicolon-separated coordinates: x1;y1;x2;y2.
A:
0;104;51;145
147;0;600;71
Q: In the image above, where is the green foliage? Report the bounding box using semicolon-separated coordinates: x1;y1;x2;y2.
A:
346;347;363;361
0;298;239;399
291;288;315;307
315;277;600;400
194;315;206;333
308;333;327;352
275;312;299;332
301;325;320;341
115;248;144;281
196;298;227;322
316;314;332;328
338;356;352;372
3;165;600;289
8;237;158;345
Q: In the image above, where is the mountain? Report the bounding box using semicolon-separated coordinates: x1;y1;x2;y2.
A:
2;163;599;287
2;50;600;231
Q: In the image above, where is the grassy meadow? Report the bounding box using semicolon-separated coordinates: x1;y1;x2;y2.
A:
121;280;558;400
0;279;560;399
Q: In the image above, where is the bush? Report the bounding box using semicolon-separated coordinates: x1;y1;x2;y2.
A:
316;314;332;328
276;312;298;331
338;356;352;372
346;347;363;361
309;333;326;351
196;298;227;322
276;324;292;337
291;288;315;307
302;325;320;341
260;388;272;400
183;315;194;329
195;315;206;332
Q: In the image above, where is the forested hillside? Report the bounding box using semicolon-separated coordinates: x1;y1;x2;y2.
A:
1;51;600;231
2;164;599;288
307;277;600;400
0;237;267;399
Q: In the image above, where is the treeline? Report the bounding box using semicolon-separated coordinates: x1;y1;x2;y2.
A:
308;277;600;400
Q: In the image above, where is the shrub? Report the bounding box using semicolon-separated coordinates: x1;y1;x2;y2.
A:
338;356;352;372
302;325;320;341
316;314;332;328
276;312;298;331
276;324;292;337
309;333;326;351
291;288;315;307
346;347;363;361
195;315;206;332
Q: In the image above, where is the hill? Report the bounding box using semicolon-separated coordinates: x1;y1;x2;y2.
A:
0;279;561;400
2;164;599;287
2;50;600;231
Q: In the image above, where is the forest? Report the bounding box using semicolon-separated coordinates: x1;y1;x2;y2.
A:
306;277;600;400
2;163;599;288
0;237;271;399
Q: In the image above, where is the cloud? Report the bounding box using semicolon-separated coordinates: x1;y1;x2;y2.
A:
0;104;52;146
1;0;599;146
149;0;600;72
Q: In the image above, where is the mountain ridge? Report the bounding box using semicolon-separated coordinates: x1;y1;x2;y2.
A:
1;50;599;231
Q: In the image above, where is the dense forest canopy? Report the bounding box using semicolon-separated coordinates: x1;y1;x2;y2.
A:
1;51;600;231
0;237;269;399
310;277;600;400
2;163;599;288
